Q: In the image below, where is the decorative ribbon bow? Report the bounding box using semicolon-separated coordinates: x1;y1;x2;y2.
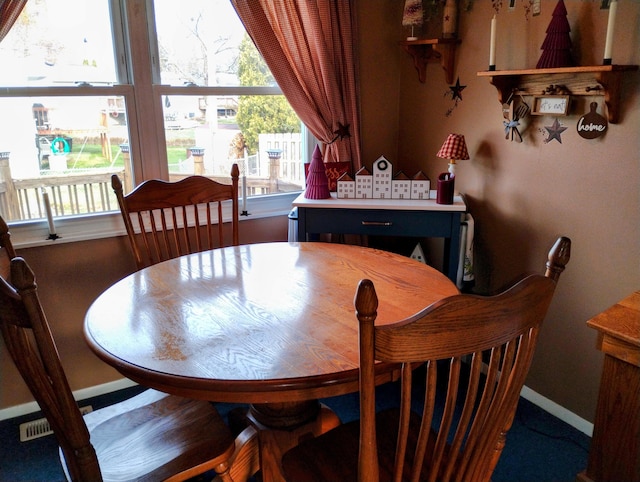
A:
503;119;522;143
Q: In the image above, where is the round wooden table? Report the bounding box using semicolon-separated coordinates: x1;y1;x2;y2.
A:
84;242;458;481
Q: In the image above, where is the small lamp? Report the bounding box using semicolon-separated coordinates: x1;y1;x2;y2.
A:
436;133;469;178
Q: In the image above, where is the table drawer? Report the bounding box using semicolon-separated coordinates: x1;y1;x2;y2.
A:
299;208;457;238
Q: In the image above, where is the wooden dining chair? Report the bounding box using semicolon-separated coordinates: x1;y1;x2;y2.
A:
0;214;17;278
112;165;240;270
0;255;237;482
282;236;571;482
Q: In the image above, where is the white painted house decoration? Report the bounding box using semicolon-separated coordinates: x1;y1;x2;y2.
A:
411;171;430;199
335;157;432;200
392;171;411;199
355;166;372;198
372;156;392;198
336;172;355;199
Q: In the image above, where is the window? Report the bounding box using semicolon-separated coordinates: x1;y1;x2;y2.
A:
0;0;307;227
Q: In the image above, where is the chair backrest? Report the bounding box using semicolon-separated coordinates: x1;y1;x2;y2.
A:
0;215;17;279
0;256;103;481
356;236;571;482
112;165;240;270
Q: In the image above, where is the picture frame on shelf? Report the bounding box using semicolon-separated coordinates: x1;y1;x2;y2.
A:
531;95;570;115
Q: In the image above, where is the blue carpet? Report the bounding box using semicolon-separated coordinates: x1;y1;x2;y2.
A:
0;383;589;481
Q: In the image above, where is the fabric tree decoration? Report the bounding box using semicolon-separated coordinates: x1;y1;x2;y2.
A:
305;145;330;199
536;0;575;68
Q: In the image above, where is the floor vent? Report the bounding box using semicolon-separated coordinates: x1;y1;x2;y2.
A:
19;406;93;442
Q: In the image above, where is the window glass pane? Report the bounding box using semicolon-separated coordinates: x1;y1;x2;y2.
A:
0;1;117;86
162;95;304;194
154;0;270;87
0;96;131;221
155;0;305;195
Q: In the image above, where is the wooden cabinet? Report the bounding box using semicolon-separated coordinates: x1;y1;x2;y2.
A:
577;291;640;482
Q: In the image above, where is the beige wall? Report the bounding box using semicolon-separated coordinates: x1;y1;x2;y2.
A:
1;216;288;410
358;0;639;422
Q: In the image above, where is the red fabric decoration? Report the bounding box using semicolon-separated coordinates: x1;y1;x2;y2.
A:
304;145;331;199
537;0;575;69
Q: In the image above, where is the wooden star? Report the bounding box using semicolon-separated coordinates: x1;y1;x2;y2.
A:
545;118;568;143
449;77;466;102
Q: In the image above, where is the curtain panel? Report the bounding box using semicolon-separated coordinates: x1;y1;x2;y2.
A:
0;0;27;42
231;0;361;170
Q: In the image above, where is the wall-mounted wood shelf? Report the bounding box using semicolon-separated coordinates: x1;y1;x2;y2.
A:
477;65;638;123
400;38;461;85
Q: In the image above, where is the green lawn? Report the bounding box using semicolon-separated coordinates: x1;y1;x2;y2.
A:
64;144;190;170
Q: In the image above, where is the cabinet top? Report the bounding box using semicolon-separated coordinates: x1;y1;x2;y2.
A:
293;192;467;212
587;291;640;366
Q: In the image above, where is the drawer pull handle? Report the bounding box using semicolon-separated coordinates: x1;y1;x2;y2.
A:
361;221;393;226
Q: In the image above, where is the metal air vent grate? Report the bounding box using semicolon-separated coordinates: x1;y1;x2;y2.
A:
19;406;93;442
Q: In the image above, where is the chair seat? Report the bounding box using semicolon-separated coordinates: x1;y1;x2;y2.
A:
282;408;432;482
62;389;236;482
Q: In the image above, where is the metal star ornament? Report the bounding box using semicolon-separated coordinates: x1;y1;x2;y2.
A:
329;122;351;143
544;118;568;144
449;77;466;102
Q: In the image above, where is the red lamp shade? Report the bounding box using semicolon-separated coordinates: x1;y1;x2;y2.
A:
437;134;470;162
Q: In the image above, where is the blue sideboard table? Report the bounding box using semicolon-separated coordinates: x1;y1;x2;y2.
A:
292;193;467;282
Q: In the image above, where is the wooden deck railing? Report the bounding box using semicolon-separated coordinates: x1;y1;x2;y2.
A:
0;168;124;221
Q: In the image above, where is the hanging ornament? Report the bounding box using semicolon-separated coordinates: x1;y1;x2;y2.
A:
544;118;568;144
576;102;608;139
503;101;530;142
445;77;466;117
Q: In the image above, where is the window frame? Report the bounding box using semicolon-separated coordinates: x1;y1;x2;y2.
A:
2;0;309;247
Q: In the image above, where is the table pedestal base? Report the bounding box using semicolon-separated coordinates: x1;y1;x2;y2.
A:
225;402;341;482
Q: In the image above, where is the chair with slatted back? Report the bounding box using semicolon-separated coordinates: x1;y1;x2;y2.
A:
112;165;240;270
0;255;237;482
0;215;17;282
282;236;571;482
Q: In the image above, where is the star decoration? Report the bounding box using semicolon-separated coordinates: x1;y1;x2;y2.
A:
330;122;351;143
544;118;568;143
449;77;466;102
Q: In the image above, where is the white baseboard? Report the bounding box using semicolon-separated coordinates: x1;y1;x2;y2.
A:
0;378;138;422
520;385;593;437
1;378;594;438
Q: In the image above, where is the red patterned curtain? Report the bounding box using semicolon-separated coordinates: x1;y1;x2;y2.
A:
231;0;361;169
0;0;27;42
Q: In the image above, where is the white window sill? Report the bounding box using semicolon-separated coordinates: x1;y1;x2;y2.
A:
9;192;300;249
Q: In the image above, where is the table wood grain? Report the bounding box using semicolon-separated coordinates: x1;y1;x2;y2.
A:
84;242;458;481
85;242;458;404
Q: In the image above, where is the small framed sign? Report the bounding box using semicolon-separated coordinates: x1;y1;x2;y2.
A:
531;95;570;116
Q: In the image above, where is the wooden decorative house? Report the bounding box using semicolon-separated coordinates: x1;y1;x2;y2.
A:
392;171;411;199
355;166;373;199
372;156;392;198
336;172;355;199
411;171;431;200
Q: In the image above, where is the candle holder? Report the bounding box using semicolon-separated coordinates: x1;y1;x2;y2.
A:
239;159;249;217
603;0;617;66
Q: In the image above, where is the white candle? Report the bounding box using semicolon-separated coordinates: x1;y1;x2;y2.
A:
42;190;56;236
242;174;247;212
603;0;617;62
489;15;497;68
